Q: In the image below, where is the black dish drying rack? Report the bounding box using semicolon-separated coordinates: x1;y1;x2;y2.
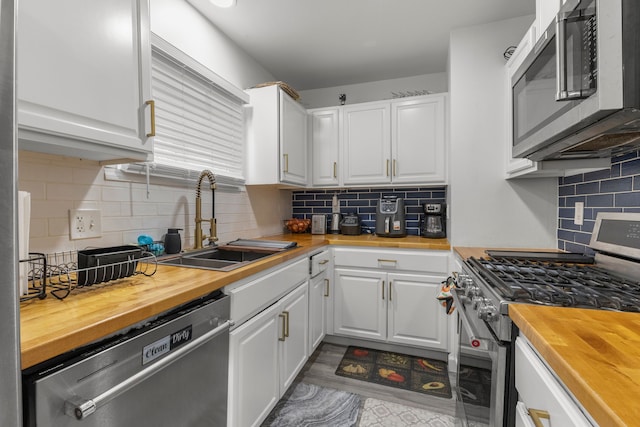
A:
19;245;157;302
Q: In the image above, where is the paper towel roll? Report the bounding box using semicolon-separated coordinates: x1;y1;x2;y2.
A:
18;191;31;296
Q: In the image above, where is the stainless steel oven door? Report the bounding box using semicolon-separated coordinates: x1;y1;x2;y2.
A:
453;289;508;427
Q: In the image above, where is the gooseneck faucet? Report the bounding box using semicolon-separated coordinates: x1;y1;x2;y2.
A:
194;169;218;249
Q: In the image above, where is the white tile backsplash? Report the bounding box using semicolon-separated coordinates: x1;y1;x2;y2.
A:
19;151;291;254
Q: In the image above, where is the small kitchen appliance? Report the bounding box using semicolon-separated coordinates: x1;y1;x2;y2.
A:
164;228;182;254
311;214;327;234
340;213;361;235
421;203;446;238
375;196;406;237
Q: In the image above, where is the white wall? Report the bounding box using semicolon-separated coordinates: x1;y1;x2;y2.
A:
19;2;292;255
448;16;558;248
298;73;448;109
151;0;275;90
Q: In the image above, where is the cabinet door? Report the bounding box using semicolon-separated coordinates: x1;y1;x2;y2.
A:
309;272;328;352
342;102;391;185
387;273;448;350
310;108;340;186
229;304;280;427
280;91;308;185
17;0;153;162
391;95;447;184
334;268;386;340
279;282;309;391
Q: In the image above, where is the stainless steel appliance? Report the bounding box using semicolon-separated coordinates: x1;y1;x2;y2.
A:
23;291;231;427
0;0;21;424
453;212;640;427
421;202;446;238
330;212;342;234
311;214;327;234
512;0;640;161
375;196;406;237
340;213;361;235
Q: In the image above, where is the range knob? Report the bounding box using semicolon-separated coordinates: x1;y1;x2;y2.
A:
472;296;485;310
478;304;498;322
465;285;480;298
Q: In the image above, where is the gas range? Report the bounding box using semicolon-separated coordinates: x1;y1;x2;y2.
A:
457;212;640;343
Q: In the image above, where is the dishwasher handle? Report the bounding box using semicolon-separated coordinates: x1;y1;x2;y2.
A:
65;319;232;421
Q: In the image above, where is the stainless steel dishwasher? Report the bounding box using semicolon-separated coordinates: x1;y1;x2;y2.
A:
22;290;231;427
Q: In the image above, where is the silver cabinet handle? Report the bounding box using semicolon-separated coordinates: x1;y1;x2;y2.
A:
386;159;390;177
389;280;392;301
393;159;397;176
65;320;232;420
283;153;289;173
333;162;337;178
324;278;330;297
528;408;550;427
318;259;329;265
381;280;385;300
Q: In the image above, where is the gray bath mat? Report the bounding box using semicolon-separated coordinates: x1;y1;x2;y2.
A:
261;382;361;427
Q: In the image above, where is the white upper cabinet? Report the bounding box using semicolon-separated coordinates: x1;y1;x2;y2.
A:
246;85;308;186
391;94;447;184
535;0;561;39
17;0;154;164
309;108;340;186
342;101;391;185
338;93;447;187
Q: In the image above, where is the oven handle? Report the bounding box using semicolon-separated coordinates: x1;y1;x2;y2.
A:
64;319;233;421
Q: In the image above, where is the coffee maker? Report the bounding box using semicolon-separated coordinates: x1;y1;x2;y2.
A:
421;202;446;238
375;196;406;237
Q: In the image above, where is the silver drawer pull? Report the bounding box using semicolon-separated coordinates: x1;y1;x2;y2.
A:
318;259;329;265
377;258;397;264
65;320;232;420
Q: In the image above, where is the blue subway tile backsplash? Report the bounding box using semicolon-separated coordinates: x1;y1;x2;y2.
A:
558;150;640;254
292;187;446;236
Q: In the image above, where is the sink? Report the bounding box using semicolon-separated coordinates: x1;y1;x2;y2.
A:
158;245;286;272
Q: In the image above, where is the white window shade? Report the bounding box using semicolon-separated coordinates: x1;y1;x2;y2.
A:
145;35;248;182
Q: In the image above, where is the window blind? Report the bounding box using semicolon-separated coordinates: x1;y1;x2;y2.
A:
147;39;247;182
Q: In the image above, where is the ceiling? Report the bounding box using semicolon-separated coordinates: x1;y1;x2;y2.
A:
187;0;534;91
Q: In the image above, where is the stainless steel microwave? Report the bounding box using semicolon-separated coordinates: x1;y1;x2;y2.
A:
512;0;640;161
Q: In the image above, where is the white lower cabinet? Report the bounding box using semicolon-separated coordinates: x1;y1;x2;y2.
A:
229;282;309;427
334;269;448;350
309;270;329;352
332;247;449;351
515;336;595;427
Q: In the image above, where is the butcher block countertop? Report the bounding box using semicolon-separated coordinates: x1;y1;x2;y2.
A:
454;246;638;427
510;305;640;427
20;233;449;369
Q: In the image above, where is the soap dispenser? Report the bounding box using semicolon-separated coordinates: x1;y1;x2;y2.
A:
164;228;182;254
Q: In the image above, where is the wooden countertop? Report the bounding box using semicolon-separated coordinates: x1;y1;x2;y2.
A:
20;233;449;369
510;305;640;427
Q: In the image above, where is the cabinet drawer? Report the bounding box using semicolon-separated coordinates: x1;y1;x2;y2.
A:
310;250;330;277
227;257;308;326
515;337;593;427
333;247;448;273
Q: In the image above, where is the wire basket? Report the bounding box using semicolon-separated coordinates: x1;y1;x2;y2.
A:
18;247;158;301
19;253;47;302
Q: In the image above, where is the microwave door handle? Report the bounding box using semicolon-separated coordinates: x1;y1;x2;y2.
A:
556;14;569;101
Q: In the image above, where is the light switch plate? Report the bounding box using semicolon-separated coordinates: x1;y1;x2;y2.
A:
574;202;584;226
69;209;102;240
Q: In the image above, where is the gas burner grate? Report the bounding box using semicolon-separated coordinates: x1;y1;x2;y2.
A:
468;256;640;312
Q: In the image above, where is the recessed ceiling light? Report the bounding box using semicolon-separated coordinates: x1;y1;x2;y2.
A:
209;0;236;7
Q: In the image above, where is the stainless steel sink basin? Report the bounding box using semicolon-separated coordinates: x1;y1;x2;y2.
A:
158;244;287;272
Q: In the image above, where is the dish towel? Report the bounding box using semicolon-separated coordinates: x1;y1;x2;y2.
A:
18;191;31;296
436;273;457;314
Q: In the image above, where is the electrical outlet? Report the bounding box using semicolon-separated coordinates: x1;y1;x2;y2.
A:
69;209;102;240
574;202;584;226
